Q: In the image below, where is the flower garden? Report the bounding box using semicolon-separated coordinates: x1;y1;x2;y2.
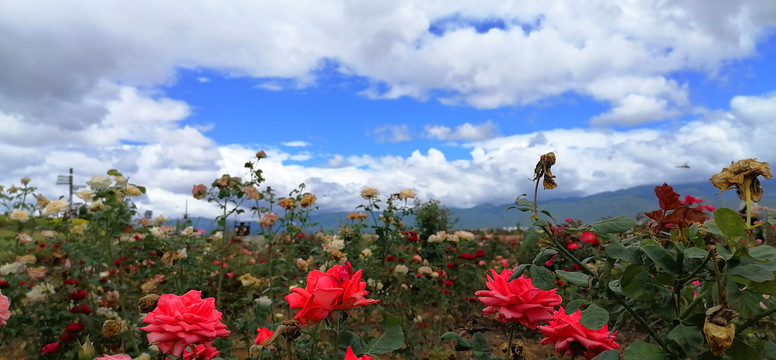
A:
1;152;775;360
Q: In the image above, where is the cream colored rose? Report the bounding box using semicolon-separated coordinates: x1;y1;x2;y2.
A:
9;210;29;222
42;200;69;215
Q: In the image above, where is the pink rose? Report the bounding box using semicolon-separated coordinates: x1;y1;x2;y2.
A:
0;290;10;327
344;346;373;360
285;264;379;325
538;307;620;359
174;342;220;360
475;269;562;329
141;290;229;357
95;355;132;360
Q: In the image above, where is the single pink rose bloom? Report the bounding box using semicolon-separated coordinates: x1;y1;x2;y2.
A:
538;307;620;360
475;269;562;329
141;290;229;357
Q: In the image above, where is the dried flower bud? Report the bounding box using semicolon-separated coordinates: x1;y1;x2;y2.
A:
703;305;736;355
138;293;160;313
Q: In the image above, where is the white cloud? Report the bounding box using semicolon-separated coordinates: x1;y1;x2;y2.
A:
2;92;774;218
372;124;412;143
281;141;311;147
1;1;774;129
424;121;498;141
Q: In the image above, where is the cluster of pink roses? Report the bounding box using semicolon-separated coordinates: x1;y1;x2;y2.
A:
476;268;619;359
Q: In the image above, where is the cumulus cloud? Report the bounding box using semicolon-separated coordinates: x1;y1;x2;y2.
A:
424;121;498;141
372;124;412;143
1;1;774;129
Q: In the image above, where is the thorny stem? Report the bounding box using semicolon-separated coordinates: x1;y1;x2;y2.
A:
546;227;670;353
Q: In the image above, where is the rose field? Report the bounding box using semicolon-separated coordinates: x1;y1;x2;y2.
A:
1;153;776;360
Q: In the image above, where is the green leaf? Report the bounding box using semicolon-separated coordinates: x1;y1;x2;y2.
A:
580;304;609;330
749;279;776;296
605;241;642;265
623;341;669;360
714;208;746;238
565;299;590;314
592;350;622;360
135;185;147;193
717;245;734;260
749;245;776;261
642;245;681;275
728;261;775;283
471;332;490;353
441;332;471;350
509;264;530;281
556;270;592;288
666;324;704;357
702;220;725;237
518;229;540;264
620;265;655;300
540;209;556;221
534;248;558;265
107;169;123;176
366;313;404;354
340;330;366;354
727;338;760;360
529;265;555;290
591;216;636;234
764;341;776;359
683;247;708;259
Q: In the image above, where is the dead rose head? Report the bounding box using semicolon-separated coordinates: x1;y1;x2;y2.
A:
538;307;620;360
140;290;229;357
533;152;557;190
710;158;771;202
475;268;562;329
285;264;379;325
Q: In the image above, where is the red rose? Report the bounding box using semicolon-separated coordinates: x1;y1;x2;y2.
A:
65;322;85;333
567;242;581;250
579;232;600;246
254;327;274;346
60;332;73;342
538;307;620;359
475;269;562;329
141;290;229;357
475;249;485;257
70;305;93;314
63;279;79;285
444;280;454;286
344;346;373;360
69;290;88;300
446;263;456;268
41;342;61;354
285;264;379;325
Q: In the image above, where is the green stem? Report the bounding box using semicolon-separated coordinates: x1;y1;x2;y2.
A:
532;178;540;219
679;289;711;320
507;322;516;357
736;306;776;335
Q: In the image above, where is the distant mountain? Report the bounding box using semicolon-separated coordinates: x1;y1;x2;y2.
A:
171;181;776;233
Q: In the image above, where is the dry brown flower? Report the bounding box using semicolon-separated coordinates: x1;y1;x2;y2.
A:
710;158;771;202
533;152;557;190
138;294;160;313
102;319;125;338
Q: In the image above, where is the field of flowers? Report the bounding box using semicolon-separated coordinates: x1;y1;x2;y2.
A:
1;152;775;360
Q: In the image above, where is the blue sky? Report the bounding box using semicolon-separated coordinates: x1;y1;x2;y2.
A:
1;1;775;217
